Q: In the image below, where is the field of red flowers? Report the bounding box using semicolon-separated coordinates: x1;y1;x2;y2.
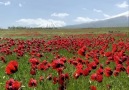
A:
0;32;129;90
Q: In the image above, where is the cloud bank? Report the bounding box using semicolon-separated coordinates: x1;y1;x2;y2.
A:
0;1;11;6
19;3;22;7
74;17;97;23
116;1;129;8
51;13;69;18
16;18;66;27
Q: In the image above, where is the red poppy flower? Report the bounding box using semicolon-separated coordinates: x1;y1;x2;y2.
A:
96;68;103;75
38;61;50;71
51;59;64;69
5;78;21;90
29;58;40;65
73;69;83;79
53;77;58;84
30;68;36;75
58;73;69;85
90;85;97;90
12;81;21;90
76;63;83;69
89;62;97;69
5;60;18;75
104;67;113;77
83;68;90;76
105;52;112;57
96;74;103;82
106;60;110;65
36;53;43;57
113;70;119;76
90;73;103;82
126;66;129;74
90;73;97;81
115;64;125;72
0;56;6;63
94;58;99;65
28;78;37;87
76;58;85;64
77;46;86;56
56;68;64;75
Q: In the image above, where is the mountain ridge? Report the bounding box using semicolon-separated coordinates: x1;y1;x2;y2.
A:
65;11;129;28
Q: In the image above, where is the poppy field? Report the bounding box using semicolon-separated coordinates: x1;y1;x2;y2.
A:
0;28;129;90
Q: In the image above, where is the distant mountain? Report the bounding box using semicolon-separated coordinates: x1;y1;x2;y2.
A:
65;11;129;28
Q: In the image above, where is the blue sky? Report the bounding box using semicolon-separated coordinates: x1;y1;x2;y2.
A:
0;0;128;28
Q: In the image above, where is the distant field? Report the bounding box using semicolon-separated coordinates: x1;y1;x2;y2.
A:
0;27;129;39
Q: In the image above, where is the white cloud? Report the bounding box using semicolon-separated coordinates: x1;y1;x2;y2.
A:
93;9;111;18
0;1;11;6
116;1;129;8
19;3;22;7
51;13;69;18
5;1;11;6
93;9;102;13
74;17;97;23
103;14;110;18
16;18;66;27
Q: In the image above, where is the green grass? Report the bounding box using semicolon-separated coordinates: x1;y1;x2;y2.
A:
0;27;129;90
1;49;129;90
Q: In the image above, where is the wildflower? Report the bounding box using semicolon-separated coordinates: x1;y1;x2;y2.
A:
5;78;21;90
5;60;18;75
28;78;37;87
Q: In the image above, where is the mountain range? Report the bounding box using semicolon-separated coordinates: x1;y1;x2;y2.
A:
65;11;129;28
